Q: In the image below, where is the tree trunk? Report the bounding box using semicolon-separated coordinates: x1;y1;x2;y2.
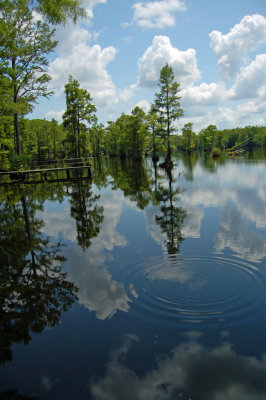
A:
14;111;21;156
166;89;171;162
77;127;81;158
12;57;21;156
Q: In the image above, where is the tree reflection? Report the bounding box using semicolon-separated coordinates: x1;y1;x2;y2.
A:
91;157;109;189
155;167;186;254
0;195;78;364
69;179;104;250
200;153;218;173
91;157;186;254
0;389;38;399
181;152;198;181
107;158;153;210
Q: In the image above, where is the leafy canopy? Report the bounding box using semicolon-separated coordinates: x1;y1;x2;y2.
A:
30;0;86;24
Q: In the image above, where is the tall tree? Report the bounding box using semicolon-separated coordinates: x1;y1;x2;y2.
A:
105;120;122;157
0;0;57;156
128;106;148;160
0;74;14;168
146;105;165;161
63;75;97;158
198;124;217;152
154;63;183;163
89;123;105;157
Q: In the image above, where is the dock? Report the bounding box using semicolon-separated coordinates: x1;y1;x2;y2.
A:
0;159;92;185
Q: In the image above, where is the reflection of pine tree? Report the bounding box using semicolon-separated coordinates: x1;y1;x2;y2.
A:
69;180;104;250
0;196;78;365
155;168;186;254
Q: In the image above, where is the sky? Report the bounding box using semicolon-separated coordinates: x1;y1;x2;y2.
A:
32;0;266;133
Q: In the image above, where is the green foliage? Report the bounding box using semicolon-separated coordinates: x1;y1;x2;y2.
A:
35;0;86;24
216;126;265;150
104;108;148;159
127;106;148;159
172;124;266;155
154;63;184;160
22;118;66;161
0;0;57;155
89;123;106;157
105;120;123;157
181;122;196;152
0;115;14;169
146;106;165;158
63;75;97;158
198;125;217;151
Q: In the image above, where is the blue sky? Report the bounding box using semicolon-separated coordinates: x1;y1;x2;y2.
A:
32;0;266;132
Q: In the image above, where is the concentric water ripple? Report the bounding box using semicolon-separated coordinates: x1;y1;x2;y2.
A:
123;254;266;324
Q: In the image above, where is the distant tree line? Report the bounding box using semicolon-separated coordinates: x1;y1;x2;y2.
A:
174;123;266;153
2;111;264;166
1;102;266;169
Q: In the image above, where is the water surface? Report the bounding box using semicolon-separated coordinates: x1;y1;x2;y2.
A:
1;152;266;399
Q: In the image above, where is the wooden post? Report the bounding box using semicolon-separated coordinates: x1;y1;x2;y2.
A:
66;169;70;179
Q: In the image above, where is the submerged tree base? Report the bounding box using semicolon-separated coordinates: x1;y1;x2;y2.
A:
152;155;159;162
159;159;174;170
211;147;221;158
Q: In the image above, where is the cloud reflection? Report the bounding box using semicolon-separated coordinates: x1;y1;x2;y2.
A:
90;334;266;400
65;190;130;319
40;189;131;320
179;161;266;263
144;256;193;284
214;206;266;262
66;246;130;320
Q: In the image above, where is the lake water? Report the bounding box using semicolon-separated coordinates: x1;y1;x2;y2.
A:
1;152;266;399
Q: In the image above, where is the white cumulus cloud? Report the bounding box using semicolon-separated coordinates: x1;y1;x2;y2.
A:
48;23;118;110
134;99;151;113
228;54;266;100
45;110;64;122
128;0;187;29
83;0;107;19
138;35;201;88
210;14;266;81
216;100;266;127
181;82;226;107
